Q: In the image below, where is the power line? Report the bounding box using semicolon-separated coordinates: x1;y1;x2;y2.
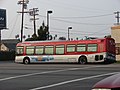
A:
24;23;111;35
51;27;110;35
33;0;113;13
51;27;95;33
38;15;112;26
51;18;112;26
8;14;19;38
52;13;114;19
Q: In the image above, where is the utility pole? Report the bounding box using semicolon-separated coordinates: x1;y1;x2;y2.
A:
17;0;29;42
29;8;39;37
114;11;120;25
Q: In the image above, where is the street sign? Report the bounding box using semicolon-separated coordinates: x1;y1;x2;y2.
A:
0;9;6;29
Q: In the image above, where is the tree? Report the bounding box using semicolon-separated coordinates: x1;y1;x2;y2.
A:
25;33;38;41
37;21;49;40
59;37;66;40
104;35;111;38
25;21;48;41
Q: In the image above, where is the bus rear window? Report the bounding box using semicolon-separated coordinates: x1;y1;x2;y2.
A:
16;46;24;55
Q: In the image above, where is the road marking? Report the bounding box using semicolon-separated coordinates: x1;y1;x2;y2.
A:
30;72;118;90
0;66;98;81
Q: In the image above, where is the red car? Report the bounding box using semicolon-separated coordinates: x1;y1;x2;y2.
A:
92;73;120;90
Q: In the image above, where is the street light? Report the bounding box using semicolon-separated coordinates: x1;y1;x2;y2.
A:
68;27;72;40
47;10;53;40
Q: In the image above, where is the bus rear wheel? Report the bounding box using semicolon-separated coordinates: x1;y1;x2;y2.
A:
78;56;87;64
23;58;30;64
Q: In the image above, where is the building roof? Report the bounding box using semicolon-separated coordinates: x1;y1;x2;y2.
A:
1;39;20;51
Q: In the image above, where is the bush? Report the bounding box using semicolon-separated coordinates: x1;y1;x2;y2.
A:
0;51;15;61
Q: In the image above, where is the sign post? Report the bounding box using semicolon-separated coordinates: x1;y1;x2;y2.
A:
0;9;6;51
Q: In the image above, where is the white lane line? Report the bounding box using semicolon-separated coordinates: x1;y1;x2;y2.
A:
30;72;118;90
0;66;97;81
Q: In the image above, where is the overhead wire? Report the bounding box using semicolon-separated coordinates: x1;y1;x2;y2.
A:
45;0;113;13
34;0;113;13
52;13;114;19
24;24;110;35
51;27;95;33
38;15;113;26
8;14;20;38
50;27;111;36
51;18;111;26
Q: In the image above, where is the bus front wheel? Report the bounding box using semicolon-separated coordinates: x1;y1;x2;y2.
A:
78;56;87;64
23;58;30;64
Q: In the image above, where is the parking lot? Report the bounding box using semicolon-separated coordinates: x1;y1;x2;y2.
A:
0;61;120;90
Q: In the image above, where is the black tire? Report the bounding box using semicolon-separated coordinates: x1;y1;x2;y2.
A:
78;56;87;64
23;58;30;64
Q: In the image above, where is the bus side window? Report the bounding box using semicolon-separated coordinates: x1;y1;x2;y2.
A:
55;45;64;54
67;44;76;52
77;44;86;52
26;46;35;55
16;46;24;55
87;44;97;52
45;46;54;55
35;46;44;55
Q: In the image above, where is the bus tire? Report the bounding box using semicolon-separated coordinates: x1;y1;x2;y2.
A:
23;57;30;64
78;56;87;64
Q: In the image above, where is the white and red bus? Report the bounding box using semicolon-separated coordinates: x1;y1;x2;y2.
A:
15;37;116;64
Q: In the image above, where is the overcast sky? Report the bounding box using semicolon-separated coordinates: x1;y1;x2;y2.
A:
0;0;120;40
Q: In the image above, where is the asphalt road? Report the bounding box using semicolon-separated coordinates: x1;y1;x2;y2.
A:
0;61;120;90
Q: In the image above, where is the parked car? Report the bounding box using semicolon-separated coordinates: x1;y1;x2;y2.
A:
92;73;120;90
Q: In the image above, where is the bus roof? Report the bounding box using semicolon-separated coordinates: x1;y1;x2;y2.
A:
16;37;114;46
